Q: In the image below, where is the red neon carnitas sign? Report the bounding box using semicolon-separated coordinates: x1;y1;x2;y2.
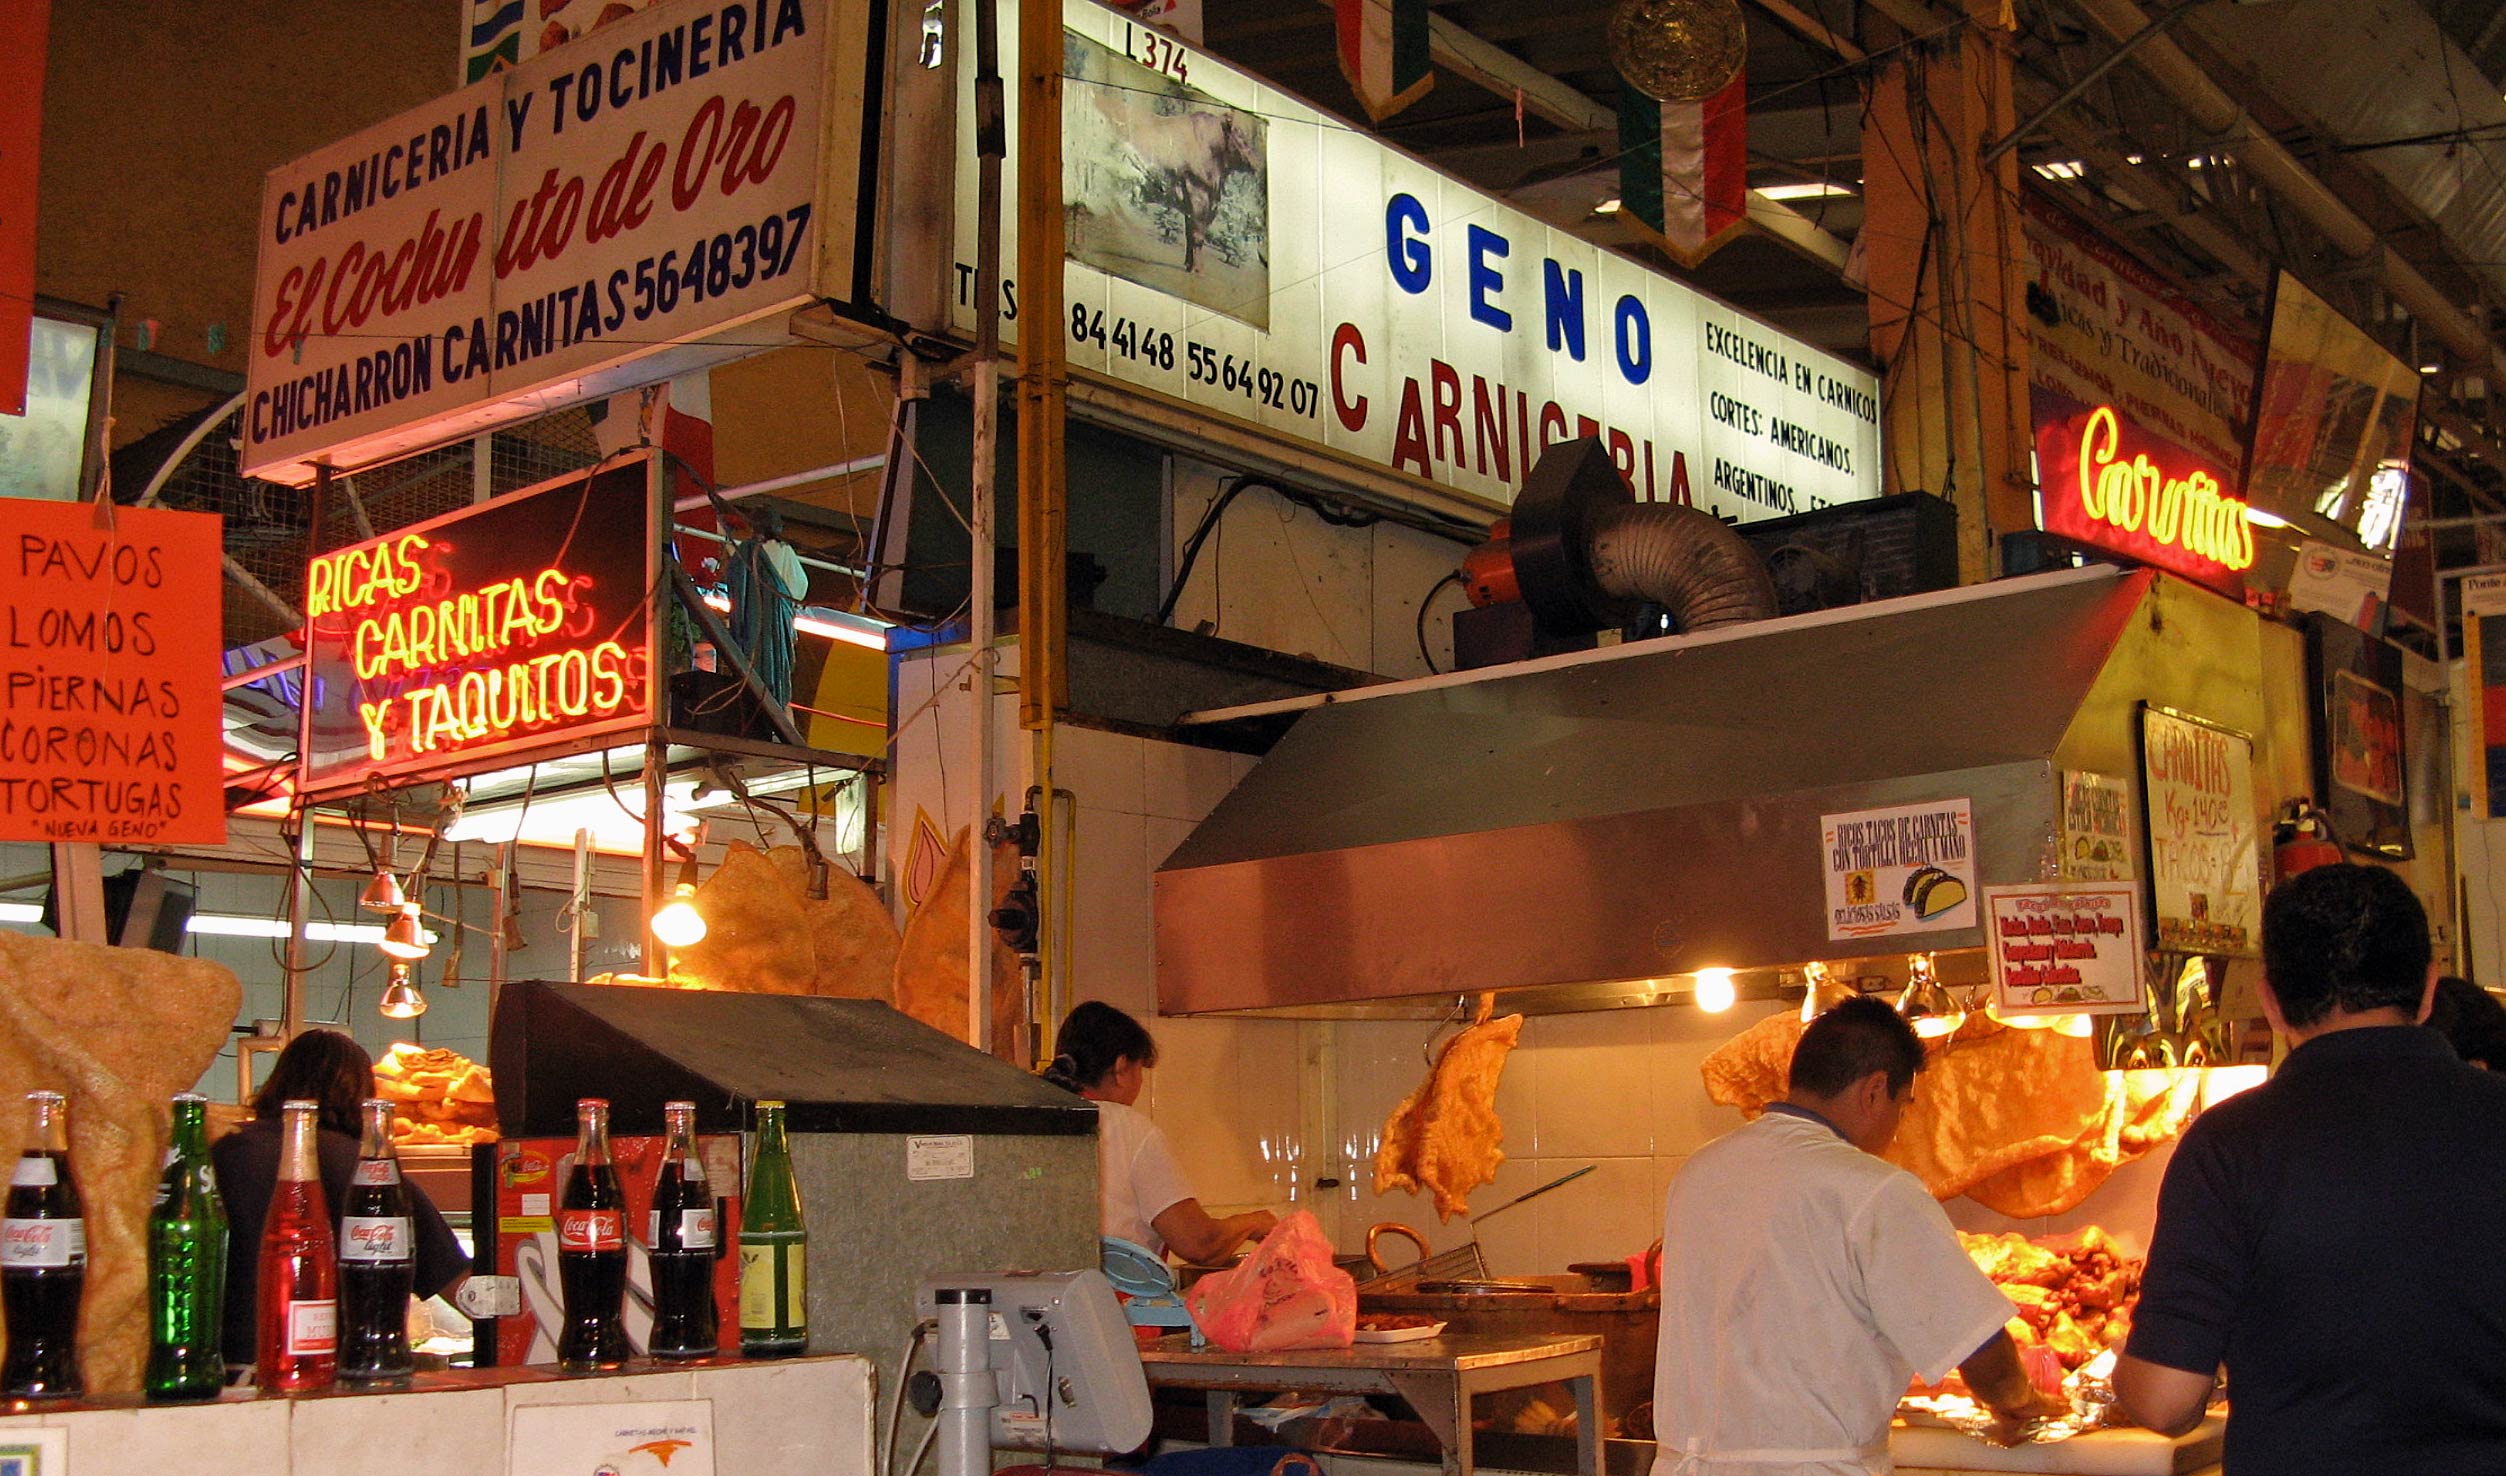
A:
2033;390;2255;594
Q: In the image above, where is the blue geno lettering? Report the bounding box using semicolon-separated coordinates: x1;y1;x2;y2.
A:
1615;295;1652;385
1466;225;1511;330
1544;261;1585;361
1387;194;1432;295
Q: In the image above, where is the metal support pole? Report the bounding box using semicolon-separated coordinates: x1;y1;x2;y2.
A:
1016;0;1068;1058
640;737;668;978
281;808;317;1035
933;1289;999;1476
570;827;594;983
968;0;1007;1050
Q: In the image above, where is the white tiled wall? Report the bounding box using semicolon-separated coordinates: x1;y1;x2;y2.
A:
1310;1002;1790;1275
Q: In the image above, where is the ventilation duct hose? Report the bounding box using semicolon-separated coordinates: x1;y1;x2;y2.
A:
1583;503;1779;633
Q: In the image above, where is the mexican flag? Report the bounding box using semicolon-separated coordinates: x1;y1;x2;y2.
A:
1338;0;1432;123
1618;69;1750;267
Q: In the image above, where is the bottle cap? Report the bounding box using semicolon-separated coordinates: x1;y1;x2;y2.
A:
172;1092;206;1105
25;1090;64;1106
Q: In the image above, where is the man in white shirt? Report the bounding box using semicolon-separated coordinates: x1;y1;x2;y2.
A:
1652;997;2064;1476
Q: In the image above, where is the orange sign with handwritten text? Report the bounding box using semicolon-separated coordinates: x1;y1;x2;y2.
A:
0;502;227;843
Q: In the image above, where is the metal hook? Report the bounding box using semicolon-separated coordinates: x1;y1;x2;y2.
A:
1420;993;1470;1066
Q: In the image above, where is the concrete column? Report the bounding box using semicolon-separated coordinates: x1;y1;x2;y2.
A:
1860;2;2036;583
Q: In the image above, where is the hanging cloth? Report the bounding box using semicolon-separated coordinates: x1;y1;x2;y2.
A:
727;531;807;706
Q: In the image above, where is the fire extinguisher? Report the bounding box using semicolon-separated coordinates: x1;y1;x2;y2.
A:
2273;799;2343;882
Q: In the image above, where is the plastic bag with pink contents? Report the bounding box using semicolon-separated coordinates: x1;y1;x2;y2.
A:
1183;1211;1357;1352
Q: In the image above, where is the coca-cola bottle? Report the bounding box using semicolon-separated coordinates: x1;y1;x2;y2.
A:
556;1098;628;1372
146;1091;227;1400
256;1099;338;1393
337;1099;415;1384
3;1090;86;1398
646;1100;718;1360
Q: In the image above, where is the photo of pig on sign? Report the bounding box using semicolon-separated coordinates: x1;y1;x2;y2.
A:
1820;798;1976;941
1984;882;2148;1019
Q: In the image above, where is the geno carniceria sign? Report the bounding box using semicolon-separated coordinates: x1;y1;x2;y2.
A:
297;458;655;795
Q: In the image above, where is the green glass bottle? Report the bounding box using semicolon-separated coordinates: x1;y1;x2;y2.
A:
145;1092;227;1400
737;1101;807;1357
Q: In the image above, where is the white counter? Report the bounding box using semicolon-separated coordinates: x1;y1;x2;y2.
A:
0;1355;874;1476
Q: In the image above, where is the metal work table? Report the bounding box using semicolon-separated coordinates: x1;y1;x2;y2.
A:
1137;1331;1605;1476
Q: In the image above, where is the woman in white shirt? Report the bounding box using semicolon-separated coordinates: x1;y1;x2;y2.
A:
1044;1002;1277;1263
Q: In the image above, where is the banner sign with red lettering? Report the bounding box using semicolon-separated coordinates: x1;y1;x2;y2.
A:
1;502;227;844
1983;882;2148;1019
2021;196;2255;478
297;457;654;796
2032;386;2255;600
944;0;1882;521
245;0;872;484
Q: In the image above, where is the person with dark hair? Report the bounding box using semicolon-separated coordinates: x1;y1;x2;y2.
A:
2426;975;2506;1070
1043;1002;1276;1264
2115;864;2506;1470
1650;997;2062;1474
212;1029;468;1374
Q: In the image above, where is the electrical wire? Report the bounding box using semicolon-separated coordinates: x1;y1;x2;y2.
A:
1155;475;1384;628
1415;569;1465;675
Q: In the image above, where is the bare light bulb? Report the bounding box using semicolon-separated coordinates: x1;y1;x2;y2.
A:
378;905;430;961
651;883;708;948
378;964;428;1019
1693;968;1737;1013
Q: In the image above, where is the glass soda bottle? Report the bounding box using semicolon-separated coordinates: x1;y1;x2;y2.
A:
2;1090;86;1398
556;1098;629;1372
737;1100;807;1357
256;1099;338;1393
145;1092;227;1400
647;1100;718;1360
337;1099;415;1384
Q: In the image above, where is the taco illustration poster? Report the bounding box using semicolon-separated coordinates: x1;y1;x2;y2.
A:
1820;799;1977;941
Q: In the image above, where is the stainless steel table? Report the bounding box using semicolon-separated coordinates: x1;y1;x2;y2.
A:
1138;1331;1606;1476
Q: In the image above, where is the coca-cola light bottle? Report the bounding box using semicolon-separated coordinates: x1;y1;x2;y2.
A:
3;1090;86;1398
256;1099;338;1392
556;1098;628;1372
337;1099;415;1384
646;1100;718;1359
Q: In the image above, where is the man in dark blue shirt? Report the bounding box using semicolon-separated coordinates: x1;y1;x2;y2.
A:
2116;864;2506;1473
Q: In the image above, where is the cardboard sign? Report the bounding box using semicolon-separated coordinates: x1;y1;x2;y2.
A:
0;502;227;844
1985;882;2148;1018
1820;798;1977;941
2139;705;2260;956
507;1398;716;1476
2286;540;2393;630
2060;771;2133;883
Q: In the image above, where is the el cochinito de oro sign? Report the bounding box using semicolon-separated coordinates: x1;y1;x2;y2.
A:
2031;387;2255;598
298;459;655;796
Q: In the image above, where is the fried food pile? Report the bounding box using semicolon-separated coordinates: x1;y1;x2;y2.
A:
892;828;1028;1061
1700;1012;2198;1216
1962;1227;2142;1371
375;1043;498;1146
0;932;239;1394
669;842;901;1000
1373;1003;1525;1220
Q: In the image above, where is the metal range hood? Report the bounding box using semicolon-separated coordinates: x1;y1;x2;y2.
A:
1154;566;2272;1018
